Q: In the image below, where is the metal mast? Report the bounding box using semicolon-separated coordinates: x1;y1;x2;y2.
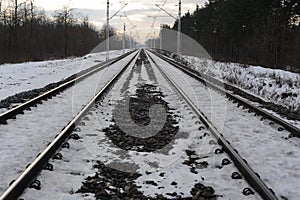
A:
160;24;163;50
106;0;110;61
123;23;126;54
155;1;181;54
177;0;181;54
106;1;128;60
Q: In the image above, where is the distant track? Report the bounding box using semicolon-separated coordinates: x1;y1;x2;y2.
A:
146;50;278;200
0;50;137;125
0;50;139;200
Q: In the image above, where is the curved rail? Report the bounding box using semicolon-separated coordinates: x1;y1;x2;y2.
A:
146;50;278;200
150;50;300;138
0;50;137;125
0;51;140;200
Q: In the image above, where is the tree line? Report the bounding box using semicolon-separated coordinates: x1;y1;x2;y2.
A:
171;0;300;72
0;0;101;64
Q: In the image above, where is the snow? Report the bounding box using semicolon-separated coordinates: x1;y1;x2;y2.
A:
178;55;300;112
143;51;259;199
148;51;300;200
19;51;140;200
0;51;137;196
0;50;129;101
20;50;259;199
2;48;299;199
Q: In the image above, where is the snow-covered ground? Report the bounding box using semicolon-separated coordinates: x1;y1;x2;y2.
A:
178;55;300;112
0;50;130;101
0;51;137;195
20;51;258;199
148;51;300;200
1;49;299;199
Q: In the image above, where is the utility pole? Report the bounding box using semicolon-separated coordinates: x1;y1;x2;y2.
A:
148;15;169;50
177;0;181;54
106;0;110;61
128;25;137;49
106;1;128;61
160;24;163;50
155;2;181;54
123;23;126;54
153;30;156;49
129;31;132;49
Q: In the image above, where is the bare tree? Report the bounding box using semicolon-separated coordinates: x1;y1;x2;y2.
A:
0;2;100;63
13;0;17;26
29;0;33;23
54;6;74;56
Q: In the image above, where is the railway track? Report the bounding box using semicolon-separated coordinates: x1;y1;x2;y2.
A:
146;51;277;200
0;50;136;125
149;50;300;137
146;50;300;199
0;49;299;199
0;50;139;199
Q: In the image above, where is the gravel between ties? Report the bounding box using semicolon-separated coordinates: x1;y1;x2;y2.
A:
77;50;218;200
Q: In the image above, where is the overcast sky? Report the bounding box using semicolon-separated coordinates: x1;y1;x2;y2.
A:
35;0;207;43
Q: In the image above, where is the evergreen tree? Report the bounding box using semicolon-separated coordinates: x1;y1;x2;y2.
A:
171;0;300;71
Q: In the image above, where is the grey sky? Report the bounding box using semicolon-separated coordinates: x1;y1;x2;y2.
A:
35;0;207;43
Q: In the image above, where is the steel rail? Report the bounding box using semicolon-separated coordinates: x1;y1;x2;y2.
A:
0;50;140;200
146;50;278;200
0;50;137;125
150;50;300;137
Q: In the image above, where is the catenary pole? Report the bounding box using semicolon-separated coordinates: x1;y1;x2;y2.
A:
177;0;181;54
106;0;110;61
153;30;156;49
160;24;162;50
123;23;126;54
155;3;180;54
129;31;132;49
106;1;128;60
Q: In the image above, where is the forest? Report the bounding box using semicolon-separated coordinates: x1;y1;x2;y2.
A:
172;0;300;72
0;0;101;64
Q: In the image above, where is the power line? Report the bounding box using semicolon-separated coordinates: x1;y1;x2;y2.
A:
154;1;182;54
106;0;128;60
